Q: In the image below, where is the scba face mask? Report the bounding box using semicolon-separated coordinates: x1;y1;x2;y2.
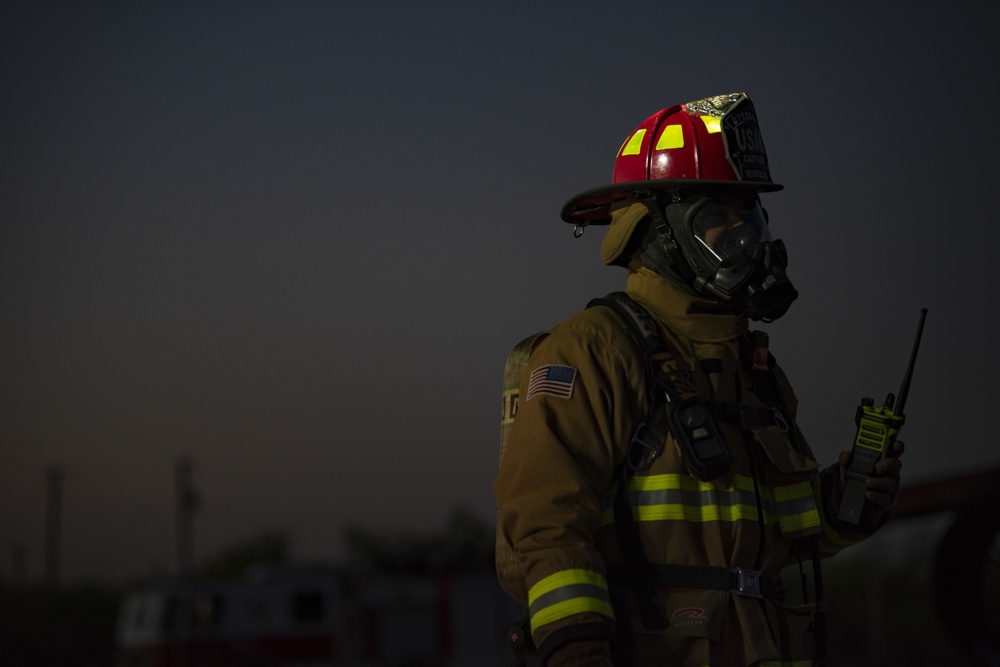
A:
682;190;798;321
561;93;796;320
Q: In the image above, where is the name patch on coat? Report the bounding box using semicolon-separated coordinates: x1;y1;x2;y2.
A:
526;365;577;401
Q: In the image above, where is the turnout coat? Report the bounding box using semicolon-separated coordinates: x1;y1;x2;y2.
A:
494;268;870;666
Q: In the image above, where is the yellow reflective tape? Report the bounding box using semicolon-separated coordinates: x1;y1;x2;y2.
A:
700;115;722;134
630;473;722;492
808;477;855;551
530;597;615;631
654;124;684;150
620;129;647;156
773;480;822;533
528;568;607;604
773;481;813;502
630;473;758;494
778;509;822;533
528;569;613;632
501;387;518;429
605;473;821;534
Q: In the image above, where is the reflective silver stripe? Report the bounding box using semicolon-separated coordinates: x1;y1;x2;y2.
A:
529;583;610;617
603;474;820;533
769;481;822;532
631;485;758;509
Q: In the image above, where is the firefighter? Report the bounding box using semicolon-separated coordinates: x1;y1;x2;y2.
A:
493;92;903;666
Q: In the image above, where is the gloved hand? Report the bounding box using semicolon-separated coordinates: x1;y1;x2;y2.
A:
545;639;614;667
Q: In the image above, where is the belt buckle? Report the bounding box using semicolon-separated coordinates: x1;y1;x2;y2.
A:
733;567;764;599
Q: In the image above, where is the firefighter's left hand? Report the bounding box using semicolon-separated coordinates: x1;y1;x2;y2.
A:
838;440;904;515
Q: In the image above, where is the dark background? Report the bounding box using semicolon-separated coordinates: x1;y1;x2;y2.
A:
3;1;999;585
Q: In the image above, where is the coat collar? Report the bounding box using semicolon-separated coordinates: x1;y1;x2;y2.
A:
625;267;747;343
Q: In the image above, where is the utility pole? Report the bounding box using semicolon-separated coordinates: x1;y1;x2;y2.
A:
44;465;64;587
175;456;199;575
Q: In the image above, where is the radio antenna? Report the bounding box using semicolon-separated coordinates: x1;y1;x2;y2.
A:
895;308;928;416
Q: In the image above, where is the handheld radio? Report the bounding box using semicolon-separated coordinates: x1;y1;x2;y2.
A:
837;308;928;527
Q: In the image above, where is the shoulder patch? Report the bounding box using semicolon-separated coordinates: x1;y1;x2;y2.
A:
526;365;577;401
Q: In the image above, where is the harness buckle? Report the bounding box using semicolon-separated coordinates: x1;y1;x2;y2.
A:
768;406;790;433
732;567;764;599
628;422;664;472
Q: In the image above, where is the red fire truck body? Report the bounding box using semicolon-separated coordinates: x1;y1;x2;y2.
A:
115;569;342;667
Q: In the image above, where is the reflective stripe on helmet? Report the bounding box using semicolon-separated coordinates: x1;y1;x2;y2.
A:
621;129;646;156
700;115;722;134
527;568;614;632
655;124;685;150
602;473;821;535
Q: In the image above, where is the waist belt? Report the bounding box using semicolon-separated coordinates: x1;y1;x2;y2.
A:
607;563;783;600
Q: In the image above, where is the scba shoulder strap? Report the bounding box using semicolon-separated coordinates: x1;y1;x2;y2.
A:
587;291;740;633
586;292;732;482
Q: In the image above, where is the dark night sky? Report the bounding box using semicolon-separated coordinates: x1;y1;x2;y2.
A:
3;1;999;583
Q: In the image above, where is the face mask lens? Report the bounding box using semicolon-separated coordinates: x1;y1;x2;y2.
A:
690;191;770;261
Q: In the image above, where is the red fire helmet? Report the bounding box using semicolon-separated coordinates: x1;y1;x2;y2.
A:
561;92;782;227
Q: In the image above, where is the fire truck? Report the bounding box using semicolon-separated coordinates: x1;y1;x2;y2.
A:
114;567;344;667
114;565;520;667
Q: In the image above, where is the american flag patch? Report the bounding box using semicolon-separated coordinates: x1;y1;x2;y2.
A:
526;365;577;401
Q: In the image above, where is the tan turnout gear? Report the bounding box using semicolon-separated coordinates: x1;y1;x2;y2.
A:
494;268;868;666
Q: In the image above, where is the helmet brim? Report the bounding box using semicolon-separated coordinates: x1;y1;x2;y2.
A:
561;179;784;226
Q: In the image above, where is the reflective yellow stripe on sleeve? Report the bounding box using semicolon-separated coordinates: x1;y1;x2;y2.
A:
527;568;614;633
810;475;860;555
772;481;822;533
